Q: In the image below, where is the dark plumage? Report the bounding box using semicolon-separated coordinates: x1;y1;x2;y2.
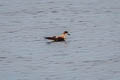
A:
45;36;56;40
45;36;65;41
45;31;70;41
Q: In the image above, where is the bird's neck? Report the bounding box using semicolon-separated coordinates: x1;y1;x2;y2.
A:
60;33;66;38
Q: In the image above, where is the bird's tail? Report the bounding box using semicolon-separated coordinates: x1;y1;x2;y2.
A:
45;37;52;39
44;36;56;40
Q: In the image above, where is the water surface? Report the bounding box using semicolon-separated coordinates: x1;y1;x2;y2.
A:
0;0;120;80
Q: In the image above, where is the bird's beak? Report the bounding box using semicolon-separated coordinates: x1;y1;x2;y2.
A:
67;33;70;35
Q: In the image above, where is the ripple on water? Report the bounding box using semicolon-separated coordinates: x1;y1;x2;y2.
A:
0;57;7;61
52;53;69;57
0;57;7;59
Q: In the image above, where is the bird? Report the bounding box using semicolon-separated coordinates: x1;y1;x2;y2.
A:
45;31;70;41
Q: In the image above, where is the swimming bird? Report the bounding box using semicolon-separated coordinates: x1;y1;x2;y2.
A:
45;31;70;41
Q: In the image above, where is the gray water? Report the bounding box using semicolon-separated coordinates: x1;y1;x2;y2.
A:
0;0;120;80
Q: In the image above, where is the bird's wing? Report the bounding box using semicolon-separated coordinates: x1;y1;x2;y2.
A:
45;36;56;40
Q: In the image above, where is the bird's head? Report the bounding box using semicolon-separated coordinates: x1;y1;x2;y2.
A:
63;31;70;35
